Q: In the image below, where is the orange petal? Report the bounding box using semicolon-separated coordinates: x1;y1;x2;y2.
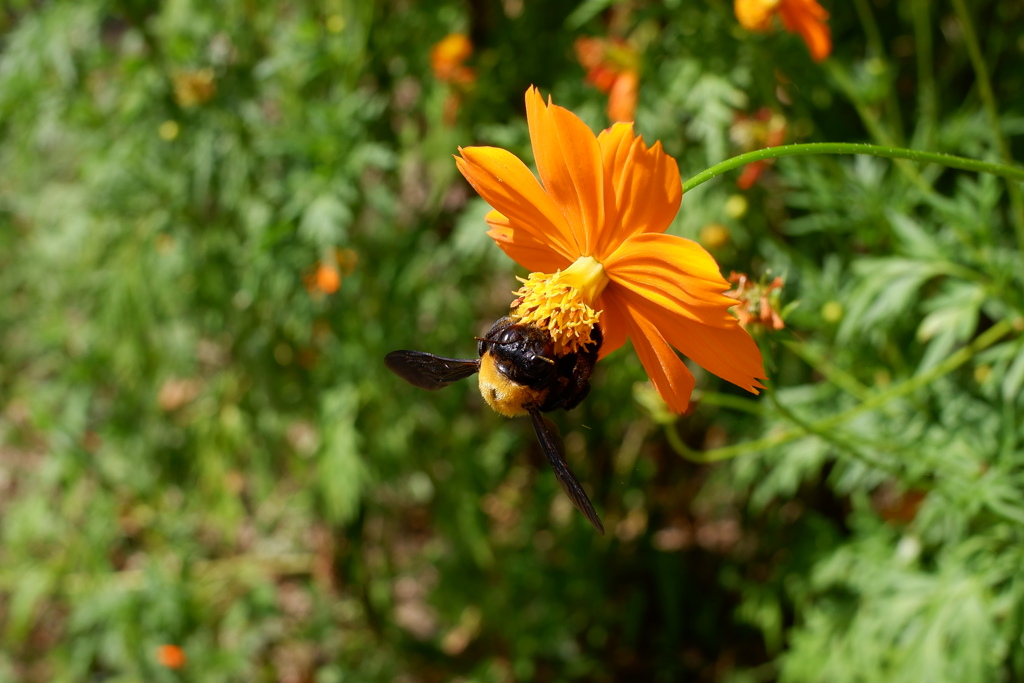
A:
596;122;634;239
574;36;605;70
605;293;696;413
607;70;638;123
485;211;573;274
778;0;831;61
734;0;776;31
597;122;636;175
456;146;577;261
617;288;765;394
525;87;604;257
593;135;682;259
595;289;629;360
602;233;739;327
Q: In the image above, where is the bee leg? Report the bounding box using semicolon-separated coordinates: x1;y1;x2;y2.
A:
526;406;605;534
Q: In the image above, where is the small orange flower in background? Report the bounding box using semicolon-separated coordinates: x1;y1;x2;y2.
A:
726;272;786;331
158;376;203;412
575;37;640;123
700;223;732;250
730;107;788;190
456;87;765;413
430;33;475;85
156;644;186;669
873;484;927;526
172;68;216;107
304;248;358;297
734;0;831;62
314;263;341;294
430;33;476;125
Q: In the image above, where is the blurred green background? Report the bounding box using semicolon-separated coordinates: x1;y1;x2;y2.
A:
2;0;1024;681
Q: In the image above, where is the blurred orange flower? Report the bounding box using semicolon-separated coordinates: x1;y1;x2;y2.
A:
156;644;186;669
873;485;927;526
430;33;475;85
172;68;216;107
734;0;831;62
730;108;787;190
304;248;358;297
157;377;203;412
456;87;765;413
314;264;341;294
726;272;785;331
574;37;639;122
700;223;732;250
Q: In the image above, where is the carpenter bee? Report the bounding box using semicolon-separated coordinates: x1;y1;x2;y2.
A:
385;316;605;534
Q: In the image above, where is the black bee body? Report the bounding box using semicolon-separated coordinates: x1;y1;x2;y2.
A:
477;316;601;415
384;316;605;533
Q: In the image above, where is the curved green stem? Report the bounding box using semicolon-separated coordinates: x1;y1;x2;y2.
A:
671;318;1017;463
764;386;901;477
682;143;1024;193
690;391;764;415
781;339;871;401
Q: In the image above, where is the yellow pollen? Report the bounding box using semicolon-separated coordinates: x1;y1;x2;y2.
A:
509;256;609;356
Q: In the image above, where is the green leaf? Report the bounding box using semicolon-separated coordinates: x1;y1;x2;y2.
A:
299;193;352;246
317;386;366;524
1001;341;1024;403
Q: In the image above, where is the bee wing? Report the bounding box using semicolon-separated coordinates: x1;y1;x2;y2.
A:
527;406;605;535
384;350;480;391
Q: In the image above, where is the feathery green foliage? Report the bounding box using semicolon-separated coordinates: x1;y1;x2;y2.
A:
1;0;1022;681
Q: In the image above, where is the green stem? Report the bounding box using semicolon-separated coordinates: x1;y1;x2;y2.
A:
911;0;938;149
851;0;905;145
950;0;1009;162
823;61;904;153
950;0;1024;275
781;339;871;401
671;319;1017;463
691;391;764;415
764;387;901;478
852;0;884;57
682;143;1024;193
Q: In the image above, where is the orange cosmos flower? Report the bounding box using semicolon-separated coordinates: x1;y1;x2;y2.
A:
575;36;640;122
304;248;358;297
313;263;342;294
455;87;765;413
172;68;216;108
431;33;475;124
731;107;788;190
726;272;786;331
156;644;186;669
734;0;831;62
430;33;475;85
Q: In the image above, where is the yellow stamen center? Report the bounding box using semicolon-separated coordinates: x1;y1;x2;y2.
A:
509;256;610;356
